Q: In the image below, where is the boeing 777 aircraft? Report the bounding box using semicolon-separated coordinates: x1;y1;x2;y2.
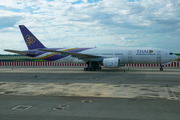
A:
4;25;178;71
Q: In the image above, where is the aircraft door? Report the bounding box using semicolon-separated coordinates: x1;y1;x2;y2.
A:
157;51;161;63
128;51;132;63
157;57;161;63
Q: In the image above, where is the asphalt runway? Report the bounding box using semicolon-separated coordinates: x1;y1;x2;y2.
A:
0;67;180;85
0;66;180;120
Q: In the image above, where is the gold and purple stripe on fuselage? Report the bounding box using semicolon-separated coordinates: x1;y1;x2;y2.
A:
38;48;92;61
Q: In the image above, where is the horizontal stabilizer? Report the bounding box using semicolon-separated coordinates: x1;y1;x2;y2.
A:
4;49;37;55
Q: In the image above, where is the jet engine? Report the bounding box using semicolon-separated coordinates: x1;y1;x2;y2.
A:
102;58;120;68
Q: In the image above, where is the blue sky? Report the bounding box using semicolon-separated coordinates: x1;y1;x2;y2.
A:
0;0;180;54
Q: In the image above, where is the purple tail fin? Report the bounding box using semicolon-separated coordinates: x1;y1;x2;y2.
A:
19;25;46;50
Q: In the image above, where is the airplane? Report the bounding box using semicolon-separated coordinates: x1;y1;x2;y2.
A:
4;25;178;71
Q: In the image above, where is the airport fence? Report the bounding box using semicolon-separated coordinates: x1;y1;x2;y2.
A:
0;61;180;67
126;61;180;67
0;62;87;67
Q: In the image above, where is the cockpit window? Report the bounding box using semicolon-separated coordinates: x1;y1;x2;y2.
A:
169;53;174;55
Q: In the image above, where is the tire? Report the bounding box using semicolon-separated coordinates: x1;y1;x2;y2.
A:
88;68;92;71
160;68;163;71
92;68;96;71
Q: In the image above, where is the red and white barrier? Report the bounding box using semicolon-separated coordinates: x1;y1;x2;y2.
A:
0;61;179;67
126;62;180;67
0;62;87;67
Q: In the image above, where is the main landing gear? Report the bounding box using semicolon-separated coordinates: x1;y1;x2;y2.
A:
84;61;101;71
84;67;97;71
160;65;163;71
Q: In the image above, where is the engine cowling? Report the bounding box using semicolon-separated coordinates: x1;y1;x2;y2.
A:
102;58;120;68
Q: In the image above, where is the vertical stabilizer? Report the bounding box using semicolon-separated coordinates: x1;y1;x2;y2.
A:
19;25;46;50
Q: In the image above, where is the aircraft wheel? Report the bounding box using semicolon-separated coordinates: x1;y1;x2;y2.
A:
88;68;92;71
160;68;163;71
92;68;96;71
84;68;88;71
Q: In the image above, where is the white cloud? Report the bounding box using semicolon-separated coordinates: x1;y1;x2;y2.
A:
0;0;180;54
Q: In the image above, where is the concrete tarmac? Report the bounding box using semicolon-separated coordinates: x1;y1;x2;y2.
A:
0;95;180;120
0;66;180;120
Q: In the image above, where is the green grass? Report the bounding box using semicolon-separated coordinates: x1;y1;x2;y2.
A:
176;57;180;61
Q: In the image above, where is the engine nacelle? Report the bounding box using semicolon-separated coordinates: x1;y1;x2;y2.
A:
102;58;120;68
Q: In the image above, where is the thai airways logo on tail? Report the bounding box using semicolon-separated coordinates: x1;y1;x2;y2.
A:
25;35;36;46
19;25;46;50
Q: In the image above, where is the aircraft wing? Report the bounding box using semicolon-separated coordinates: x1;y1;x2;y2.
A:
4;49;37;55
38;49;102;59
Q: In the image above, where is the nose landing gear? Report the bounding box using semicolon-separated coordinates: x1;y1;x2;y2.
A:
160;65;163;71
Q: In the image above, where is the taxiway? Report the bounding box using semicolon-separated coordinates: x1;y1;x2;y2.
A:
0;67;180;120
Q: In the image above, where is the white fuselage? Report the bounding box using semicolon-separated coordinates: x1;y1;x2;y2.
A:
36;47;178;64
